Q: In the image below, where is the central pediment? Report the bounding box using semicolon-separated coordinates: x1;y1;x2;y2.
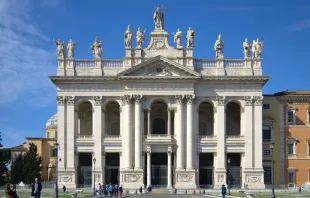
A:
118;56;201;78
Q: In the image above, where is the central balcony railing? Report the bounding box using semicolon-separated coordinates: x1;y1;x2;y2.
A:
77;135;94;139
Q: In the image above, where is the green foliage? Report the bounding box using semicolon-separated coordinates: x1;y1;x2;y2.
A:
0;148;11;185
21;143;42;184
10;154;24;184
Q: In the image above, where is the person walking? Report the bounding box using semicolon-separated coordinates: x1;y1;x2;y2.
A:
138;186;143;197
108;183;113;197
221;184;227;198
31;178;42;198
11;184;19;198
5;184;13;198
62;185;66;193
119;185;123;198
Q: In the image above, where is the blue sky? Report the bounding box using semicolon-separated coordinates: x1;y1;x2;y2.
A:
0;0;310;148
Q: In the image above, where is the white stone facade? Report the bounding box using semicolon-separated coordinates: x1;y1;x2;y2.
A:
50;13;268;191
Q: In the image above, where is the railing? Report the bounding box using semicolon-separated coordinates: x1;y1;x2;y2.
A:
226;135;245;139
224;59;245;67
199;135;216;139
194;59;217;68
194;59;247;70
145;134;174;138
77;135;94;139
103;135;121;139
102;59;123;68
75;60;96;68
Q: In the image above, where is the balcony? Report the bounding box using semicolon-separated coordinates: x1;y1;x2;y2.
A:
198;135;217;152
103;135;122;143
144;134;175;145
76;135;94;148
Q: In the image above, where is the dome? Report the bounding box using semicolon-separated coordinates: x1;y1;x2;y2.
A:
46;114;57;129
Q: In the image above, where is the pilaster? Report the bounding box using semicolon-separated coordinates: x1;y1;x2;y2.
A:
133;95;143;170
56;96;66;171
57;58;66;76
244;96;254;170
66;96;75;171
66;58;75;76
175;95;185;170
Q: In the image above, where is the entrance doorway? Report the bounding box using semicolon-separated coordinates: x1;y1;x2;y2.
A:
77;153;92;188
227;153;242;188
199;153;214;188
105;153;119;184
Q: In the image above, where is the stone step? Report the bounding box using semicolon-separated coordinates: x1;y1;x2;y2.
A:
150;189;171;194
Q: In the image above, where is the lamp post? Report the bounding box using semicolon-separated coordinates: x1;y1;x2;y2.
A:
93;157;96;195
54;142;60;198
270;142;275;198
0;132;3;148
227;157;231;195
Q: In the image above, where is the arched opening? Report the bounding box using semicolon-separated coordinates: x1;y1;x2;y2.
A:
226;102;241;136
150;101;168;135
198;102;214;136
106;101;120;135
78;101;93;136
263;125;271;142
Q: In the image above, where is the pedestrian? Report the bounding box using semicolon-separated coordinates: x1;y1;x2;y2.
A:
62;185;66;193
114;184;118;197
119;185;123;198
5;184;13;198
139;186;143;197
108;183;113;197
31;178;42;198
147;185;152;194
221;184;227;198
11;184;19;198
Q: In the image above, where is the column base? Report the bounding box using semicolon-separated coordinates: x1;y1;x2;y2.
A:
58;169;76;189
174;169;197;189
92;169;104;187
119;169;144;189
243;169;265;189
214;168;227;189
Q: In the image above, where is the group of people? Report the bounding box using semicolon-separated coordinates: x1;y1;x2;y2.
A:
96;183;123;197
5;178;42;198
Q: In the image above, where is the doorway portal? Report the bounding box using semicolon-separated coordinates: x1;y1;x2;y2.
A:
77;153;92;188
227;153;242;188
199;153;214;188
105;153;120;184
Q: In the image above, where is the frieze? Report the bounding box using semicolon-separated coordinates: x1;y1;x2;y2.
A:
59;175;72;183
126;83;193;90
217;174;225;183
125;174;142;183
177;174;194;182
246;176;262;183
57;83;123;92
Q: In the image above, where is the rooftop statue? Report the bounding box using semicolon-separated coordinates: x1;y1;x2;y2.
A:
90;37;102;59
153;6;166;29
214;34;224;59
67;39;76;59
252;38;264;59
136;27;146;48
243;38;251;59
173;28;182;48
186;27;195;48
53;39;66;59
124;25;133;48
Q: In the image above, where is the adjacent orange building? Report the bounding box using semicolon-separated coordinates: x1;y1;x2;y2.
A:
276;90;310;188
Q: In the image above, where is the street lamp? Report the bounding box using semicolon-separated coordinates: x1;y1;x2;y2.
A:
227;157;231;195
0;132;3;148
54;142;60;198
270;142;275;198
93;157;96;195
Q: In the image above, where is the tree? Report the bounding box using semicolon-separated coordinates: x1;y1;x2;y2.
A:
22;143;42;184
0;148;11;185
10;154;24;184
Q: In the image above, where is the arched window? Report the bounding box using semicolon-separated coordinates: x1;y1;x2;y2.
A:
263;125;271;142
110;122;120;135
152;118;166;134
226;123;233;136
199;122;207;136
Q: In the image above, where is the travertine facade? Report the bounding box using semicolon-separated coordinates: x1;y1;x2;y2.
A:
50;8;268;191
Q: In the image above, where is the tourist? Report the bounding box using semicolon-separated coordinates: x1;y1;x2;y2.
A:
108;183;113;197
31;178;42;198
221;184;227;198
147;185;152;194
119;185;123;198
103;184;108;198
62;185;66;193
11;184;19;198
138;186;143;197
5;184;13;198
114;184;118;197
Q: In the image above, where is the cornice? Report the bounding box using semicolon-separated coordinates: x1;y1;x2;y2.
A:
276;96;310;103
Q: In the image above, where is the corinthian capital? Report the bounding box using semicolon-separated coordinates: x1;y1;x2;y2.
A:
175;95;184;104
186;95;196;105
120;95;132;105
244;96;253;106
253;96;263;105
93;96;102;106
215;96;226;106
133;95;143;104
65;96;75;105
56;96;65;105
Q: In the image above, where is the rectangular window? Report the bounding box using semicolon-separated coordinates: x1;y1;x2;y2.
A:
308;143;310;154
288;172;295;183
287;144;294;154
308;171;310;182
264;167;272;183
288;111;294;123
263;104;271;110
264;150;271;155
308;111;310;122
51;148;57;157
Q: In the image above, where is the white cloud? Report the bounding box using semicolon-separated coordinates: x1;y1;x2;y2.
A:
0;0;56;108
292;19;310;31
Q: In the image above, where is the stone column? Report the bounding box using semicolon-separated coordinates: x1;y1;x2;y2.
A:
167;148;172;189
93;96;103;184
186;95;195;170
121;95;132;169
147;109;151;135
244;96;253;169
254;96;263;169
56;96;66;170
134;95;143;170
214;96;226;188
146;150;151;187
66;96;75;171
175;95;184;169
167;108;172;135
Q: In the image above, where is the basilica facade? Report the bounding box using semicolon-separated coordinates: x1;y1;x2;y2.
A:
50;8;268;191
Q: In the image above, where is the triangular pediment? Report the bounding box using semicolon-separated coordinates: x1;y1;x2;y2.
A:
117;56;201;78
